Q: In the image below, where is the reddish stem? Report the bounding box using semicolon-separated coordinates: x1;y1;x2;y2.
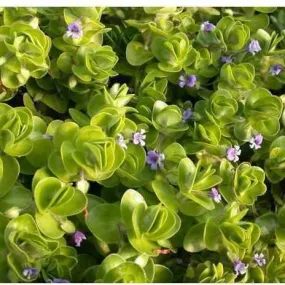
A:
83;208;88;218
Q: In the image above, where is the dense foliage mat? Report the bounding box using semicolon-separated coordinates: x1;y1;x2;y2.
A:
1;6;285;283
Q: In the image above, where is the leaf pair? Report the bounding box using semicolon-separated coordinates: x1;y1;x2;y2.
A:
120;189;181;256
94;253;173;283
34;177;87;239
184;203;260;257
220;159;267;205
178;157;222;211
49;123;125;182
0;22;51;88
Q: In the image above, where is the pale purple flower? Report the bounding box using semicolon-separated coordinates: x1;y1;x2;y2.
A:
146;150;165;170
226;145;241;162
233;260;248;275
182;108;193;123
200;21;215;32
52;279;70;283
72;231;86;247
248;40;261;55
209;187;222;203
269;64;282;76
221;56;233;64
132;129;146;146
249;134;263;150
186;75;197;87
66;20;83;39
178;75;187;88
117;133;127;149
254;253;266;267
178;74;197;88
23;268;39;280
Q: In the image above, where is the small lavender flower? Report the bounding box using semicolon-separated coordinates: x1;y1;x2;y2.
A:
234;260;248;275
72;231;86;247
221;56;233;64
248;40;261;55
209;187;222;203
200;21;215;32
52;279;70;283
146;150;165;170
186;75;197;87
66;20;83;39
182;108;193;123
178;75;187;88
226;145;241;162
178;74;197;88
254;253;266;267
117;133;127;149
132;129;146;146
23;268;39;280
249;134;263;150
269;64;282;76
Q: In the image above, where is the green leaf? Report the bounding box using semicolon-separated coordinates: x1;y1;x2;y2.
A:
34;177;87;216
276;228;285;251
188;192;215;210
178;157;196;195
204;218;223;251
256;213;278;236
5;214;40;241
0;184;32;216
153;264;173;283
0;156;19;198
184;223;206;252
26;138;53;168
254;7;276;13
69;108;90;127
35;211;65;239
126;41;154;66
87;203;122;244
152;180;179;212
53;122;80;149
34;177;63;212
0;214;9;282
96;254;125;280
121;189;146;229
178;198;208;217
104;262;147;283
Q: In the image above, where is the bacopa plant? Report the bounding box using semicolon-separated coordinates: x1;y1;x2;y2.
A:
1;6;285;283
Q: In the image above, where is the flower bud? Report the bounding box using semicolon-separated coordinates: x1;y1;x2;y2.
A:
76;178;89;193
69;76;77;89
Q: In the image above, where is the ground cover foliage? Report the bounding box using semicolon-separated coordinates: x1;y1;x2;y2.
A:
1;6;285;283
